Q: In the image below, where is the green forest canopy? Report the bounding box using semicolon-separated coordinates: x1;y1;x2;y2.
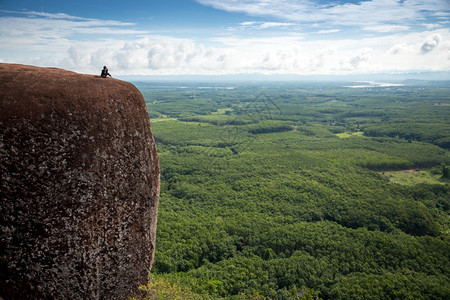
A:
136;81;450;299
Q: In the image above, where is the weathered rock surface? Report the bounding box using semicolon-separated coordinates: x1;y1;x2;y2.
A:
0;64;160;299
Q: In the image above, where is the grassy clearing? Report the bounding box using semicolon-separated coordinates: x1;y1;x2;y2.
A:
380;169;448;185
336;131;364;138
151;117;178;122
211;108;233;115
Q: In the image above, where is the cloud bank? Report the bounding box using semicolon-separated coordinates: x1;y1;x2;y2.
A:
59;30;450;75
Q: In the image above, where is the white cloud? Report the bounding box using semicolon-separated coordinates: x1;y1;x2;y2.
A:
0;10;136;26
317;29;340;34
257;22;295;29
0;10;149;68
239;21;257;26
420;33;441;54
1;9;450;76
0;11;147;48
3;29;450;75
362;25;410;33
239;21;295;30
422;23;441;30
387;43;410;55
196;0;450;27
340;49;372;71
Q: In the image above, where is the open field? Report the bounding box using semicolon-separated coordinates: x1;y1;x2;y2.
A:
379;169;449;185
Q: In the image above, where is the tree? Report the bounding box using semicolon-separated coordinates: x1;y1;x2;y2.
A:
442;163;449;178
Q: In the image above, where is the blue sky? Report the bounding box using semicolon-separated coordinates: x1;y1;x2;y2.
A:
1;0;449;76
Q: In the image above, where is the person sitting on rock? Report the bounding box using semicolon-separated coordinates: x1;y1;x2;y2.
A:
101;66;112;78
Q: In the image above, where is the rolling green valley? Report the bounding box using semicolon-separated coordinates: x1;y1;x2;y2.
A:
136;80;450;299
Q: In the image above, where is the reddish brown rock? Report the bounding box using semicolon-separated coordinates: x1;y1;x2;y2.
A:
0;64;160;299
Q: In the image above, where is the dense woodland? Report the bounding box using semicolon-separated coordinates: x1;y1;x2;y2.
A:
135;80;450;299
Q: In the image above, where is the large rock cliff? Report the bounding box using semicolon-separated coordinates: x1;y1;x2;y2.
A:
0;64;160;299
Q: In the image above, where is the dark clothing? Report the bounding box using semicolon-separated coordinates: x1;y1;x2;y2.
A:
101;69;111;78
